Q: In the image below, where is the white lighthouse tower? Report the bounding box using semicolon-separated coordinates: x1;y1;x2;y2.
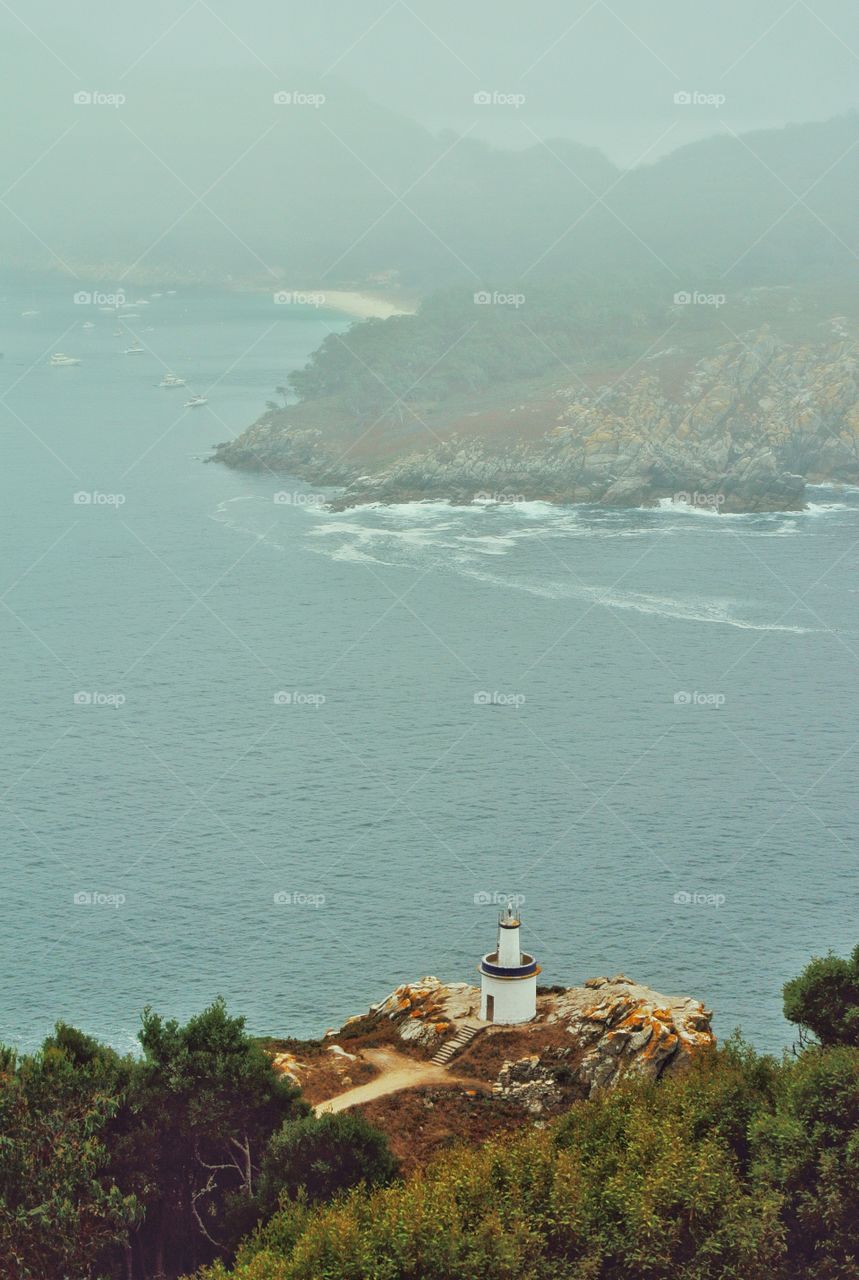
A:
479;902;540;1024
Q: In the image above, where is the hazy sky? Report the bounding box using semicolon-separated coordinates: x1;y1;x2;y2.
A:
5;0;859;164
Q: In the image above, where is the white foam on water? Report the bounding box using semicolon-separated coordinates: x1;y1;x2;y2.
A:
457;565;821;632
804;502;850;515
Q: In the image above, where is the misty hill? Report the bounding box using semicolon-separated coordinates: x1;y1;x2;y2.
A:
2;40;858;292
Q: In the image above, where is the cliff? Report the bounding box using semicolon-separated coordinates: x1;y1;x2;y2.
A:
211;325;859;513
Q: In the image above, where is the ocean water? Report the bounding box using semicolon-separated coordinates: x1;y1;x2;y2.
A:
2;279;858;1056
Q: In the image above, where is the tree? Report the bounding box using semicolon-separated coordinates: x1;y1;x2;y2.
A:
126;998;308;1277
783;944;859;1047
0;1033;138;1280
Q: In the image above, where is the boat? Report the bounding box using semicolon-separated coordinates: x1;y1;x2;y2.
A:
49;352;80;366
113;327;124;337
21;309;39;317
82;321;95;329
158;372;186;388
150;292;163;298
123;343;145;355
184;394;208;408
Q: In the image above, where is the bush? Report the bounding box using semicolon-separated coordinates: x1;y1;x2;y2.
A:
783;944;859;1047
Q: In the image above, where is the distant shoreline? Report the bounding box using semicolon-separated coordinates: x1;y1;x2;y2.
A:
4;263;420;321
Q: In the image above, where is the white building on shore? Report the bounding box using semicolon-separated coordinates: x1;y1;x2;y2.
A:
478;902;540;1024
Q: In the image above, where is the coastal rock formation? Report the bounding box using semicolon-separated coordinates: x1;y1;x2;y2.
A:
333;973;714;1101
211;327;859;512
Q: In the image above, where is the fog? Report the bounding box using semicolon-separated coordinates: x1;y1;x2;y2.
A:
3;0;859;286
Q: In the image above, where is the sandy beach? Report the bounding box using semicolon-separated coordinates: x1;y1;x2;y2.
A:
318;289;417;320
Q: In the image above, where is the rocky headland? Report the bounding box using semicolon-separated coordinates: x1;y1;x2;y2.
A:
268;973;714;1170
212;325;859;513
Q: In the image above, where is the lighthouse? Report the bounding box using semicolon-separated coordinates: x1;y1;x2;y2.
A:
479;902;541;1023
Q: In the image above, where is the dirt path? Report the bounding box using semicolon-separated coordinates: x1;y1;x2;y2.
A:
314;1047;481;1116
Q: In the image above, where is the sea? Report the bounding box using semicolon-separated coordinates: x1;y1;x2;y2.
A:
2;275;858;1057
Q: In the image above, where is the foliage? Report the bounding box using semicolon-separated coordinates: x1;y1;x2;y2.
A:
752;1045;859;1279
203;1041;786;1280
783;944;859;1047
0;1031;137;1279
0;1000;309;1280
286;277;672;419
254;1111;399;1214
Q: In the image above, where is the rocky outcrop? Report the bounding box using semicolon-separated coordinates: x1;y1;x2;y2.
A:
336;973;714;1103
548;974;713;1093
212;326;859;513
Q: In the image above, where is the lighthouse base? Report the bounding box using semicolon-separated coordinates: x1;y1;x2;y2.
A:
480;972;537;1024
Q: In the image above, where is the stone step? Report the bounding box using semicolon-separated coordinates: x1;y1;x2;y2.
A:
430;1022;482;1066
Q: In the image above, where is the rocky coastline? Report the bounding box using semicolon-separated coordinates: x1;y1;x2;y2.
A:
211;326;859;513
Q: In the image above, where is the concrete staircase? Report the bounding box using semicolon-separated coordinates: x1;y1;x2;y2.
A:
431;1020;483;1066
